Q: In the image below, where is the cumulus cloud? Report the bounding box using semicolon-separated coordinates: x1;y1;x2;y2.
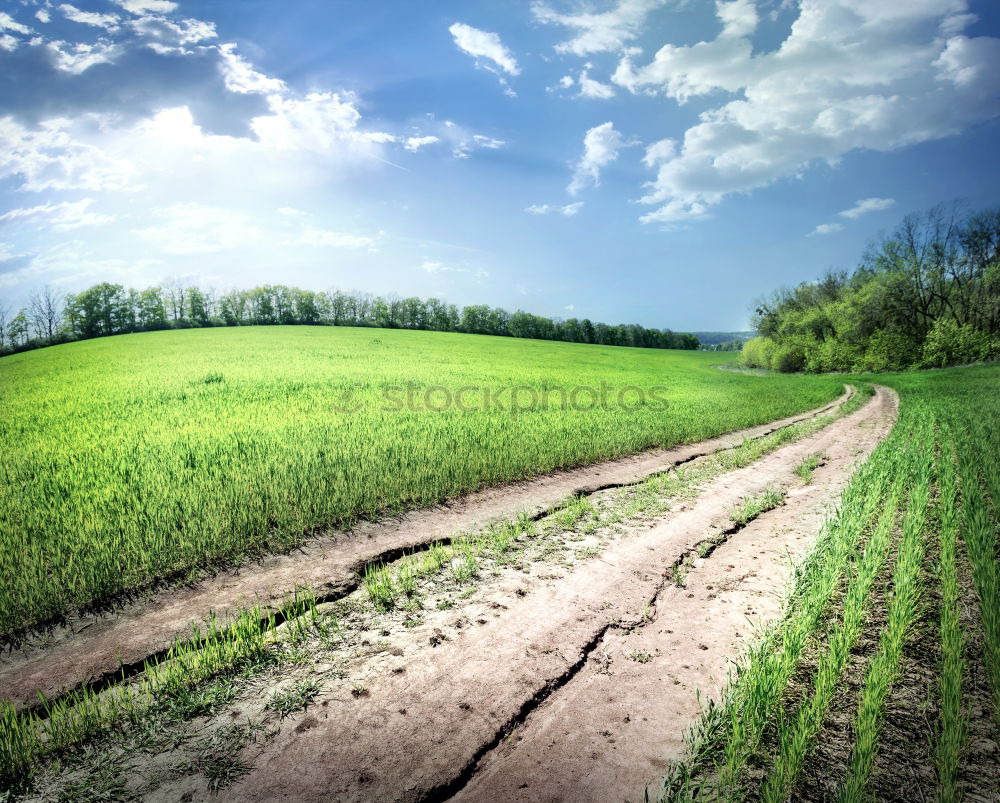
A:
568;122;626;195
619;0;1000;224
127;15;217;52
0;115;137;192
449;22;519;74
404;135;440;152
533;0;666;56
251;92;394;155
525;202;584;216
839;197;896;220
578;67;615;99
642;138;676;168
219;43;286;94
0;15;266;134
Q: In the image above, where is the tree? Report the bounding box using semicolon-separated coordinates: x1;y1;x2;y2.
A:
0;302;10;351
137;288;168;329
1;280;699;357
26;286;64;342
8;311;28;348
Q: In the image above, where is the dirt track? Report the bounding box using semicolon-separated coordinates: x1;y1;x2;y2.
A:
0;389;852;709
183;385;895;803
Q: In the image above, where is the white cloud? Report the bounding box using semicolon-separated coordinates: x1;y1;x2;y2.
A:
128;15;216;52
578;68;616;99
808;197;896;236
839;197;895;219
0;115;137;192
472;134;504;149
219;43;286;95
276;206;308;217
568;122;626;195
533;0;666;56
564;304;575;311
619;1;1000;224
404;135;440;152
810;222;845;236
433;120;506;159
525;202;584;216
59;4;121;31
251;93;393;156
46;39;122;73
716;0;758;38
642;138;676;168
112;0;179;14
448;22;520;76
35;9;51;24
0;12;33;35
0;198;117;230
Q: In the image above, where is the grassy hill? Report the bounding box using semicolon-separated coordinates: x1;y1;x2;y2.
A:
0;326;842;634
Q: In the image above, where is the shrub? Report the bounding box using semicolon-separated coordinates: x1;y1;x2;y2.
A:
741;336;777;369
921;318;1000;368
772;342;807;373
855;329;917;373
804;338;862;373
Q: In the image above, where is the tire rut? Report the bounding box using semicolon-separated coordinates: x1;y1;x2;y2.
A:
0;388;853;710
204;386;896;803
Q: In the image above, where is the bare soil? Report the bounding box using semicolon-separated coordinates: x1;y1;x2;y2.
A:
0;389;852;710
176;385;895;803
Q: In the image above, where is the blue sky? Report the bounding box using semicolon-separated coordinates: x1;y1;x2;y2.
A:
1;0;998;331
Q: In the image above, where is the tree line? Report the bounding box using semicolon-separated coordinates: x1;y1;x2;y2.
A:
0;282;699;356
742;204;1000;372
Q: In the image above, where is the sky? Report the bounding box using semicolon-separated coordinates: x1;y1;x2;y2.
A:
1;0;999;331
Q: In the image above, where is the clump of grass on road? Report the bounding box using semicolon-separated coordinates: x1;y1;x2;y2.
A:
794;454;823;483
730;488;786;526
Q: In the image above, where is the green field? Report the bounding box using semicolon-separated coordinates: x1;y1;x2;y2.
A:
0;326;842;636
657;363;1000;802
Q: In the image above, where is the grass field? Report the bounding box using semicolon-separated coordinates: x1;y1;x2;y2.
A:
0;326;843;636
657;363;1000;802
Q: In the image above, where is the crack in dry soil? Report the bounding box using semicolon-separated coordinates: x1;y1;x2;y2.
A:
0;388;854;710
183;386;896;803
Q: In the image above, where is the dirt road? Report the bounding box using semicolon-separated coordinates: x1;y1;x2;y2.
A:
191;385;895;803
0;389;852;710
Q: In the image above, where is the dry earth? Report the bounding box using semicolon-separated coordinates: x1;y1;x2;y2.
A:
157;385;895;803
0;389;852;709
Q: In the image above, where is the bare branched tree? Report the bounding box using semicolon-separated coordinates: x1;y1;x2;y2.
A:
26;285;65;342
0;301;10;351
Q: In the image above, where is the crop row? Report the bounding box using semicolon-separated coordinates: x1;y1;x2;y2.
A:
656;364;1000;802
